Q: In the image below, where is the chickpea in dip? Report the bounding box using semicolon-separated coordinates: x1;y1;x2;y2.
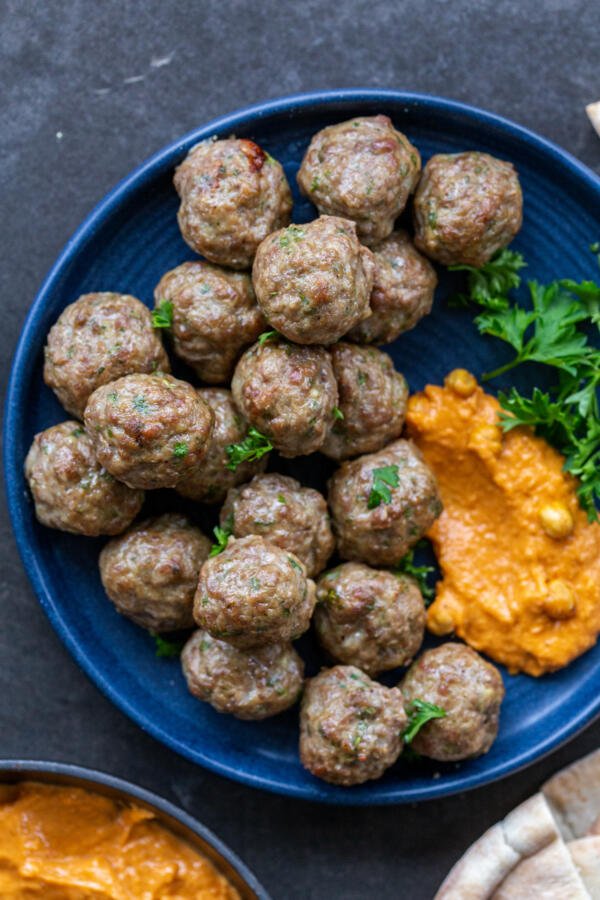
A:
0;781;239;899
406;370;600;676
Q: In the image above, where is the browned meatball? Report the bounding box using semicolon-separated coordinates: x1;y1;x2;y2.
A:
181;630;304;720
413;151;523;267
84;373;214;490
174;138;292;269
328;439;442;566
99;514;210;632
154;261;265;383
194;535;316;649
176;389;268;504
314;563;426;675
297;115;421;246
348;231;437;344
321;343;408;461
220;473;334;577
400;643;505;761
299;665;407;786
252;216;374;345
231;339;338;457
43;293;170;419
24;421;143;536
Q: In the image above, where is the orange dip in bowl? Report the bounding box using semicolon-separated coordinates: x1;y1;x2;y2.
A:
406;371;600;676
0;781;240;899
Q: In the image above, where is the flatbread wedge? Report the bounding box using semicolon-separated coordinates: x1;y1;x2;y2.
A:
543;749;600;841
491;836;590;899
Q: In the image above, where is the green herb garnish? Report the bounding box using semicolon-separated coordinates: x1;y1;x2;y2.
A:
394;542;436;604
403;699;446;744
226;427;272;471
209;522;232;557
257;330;280;346
367;464;399;509
152;634;185;659
449;248;527;311
332;406;344;421
454;250;600;520
152;300;173;328
173;441;189;458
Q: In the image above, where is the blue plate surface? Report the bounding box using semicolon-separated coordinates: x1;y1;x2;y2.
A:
4;90;600;804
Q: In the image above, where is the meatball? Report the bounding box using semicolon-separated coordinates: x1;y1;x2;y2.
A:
181;630;304;720
83;373;214;490
348;231;437;344
400;643;505;761
314;563;426;675
321;343;408;461
44;292;170;419
328;439;442;566
299;665;407;786
252;216;374;345
154;261;265;384
194;535;316;649
220;473;334;577
176;389;268;504
413;151;523;267
24;421;143;536
99;513;211;632
174;137;292;269
231;339;338;457
297;115;421;246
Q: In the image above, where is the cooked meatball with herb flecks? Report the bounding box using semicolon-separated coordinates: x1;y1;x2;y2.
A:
221;473;334;577
44;293;170;418
315;563;426;675
252;216;374;345
182;630;304;720
299;665;407;786
413;151;523;267
297;116;421;246
321;343;408;461
154;261;265;384
84;373;214;490
176;388;268;504
174;138;292;269
348;231;437;344
194;535;316;649
328;439;442;566
231;338;338;457
24;421;144;536
400;643;505;761
99;513;211;632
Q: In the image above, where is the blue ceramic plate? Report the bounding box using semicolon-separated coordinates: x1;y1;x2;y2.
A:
4;90;600;804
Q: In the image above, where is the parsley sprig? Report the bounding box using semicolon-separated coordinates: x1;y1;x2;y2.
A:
152;300;173;328
209;520;233;557
403;699;446;745
367;465;400;509
455;249;600;520
225;427;272;471
394;541;436;604
152;633;185;659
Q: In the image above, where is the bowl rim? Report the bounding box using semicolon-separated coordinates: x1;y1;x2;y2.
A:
4;88;600;806
0;758;271;898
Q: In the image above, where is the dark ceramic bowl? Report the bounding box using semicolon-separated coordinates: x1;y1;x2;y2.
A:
0;759;270;898
4;89;600;804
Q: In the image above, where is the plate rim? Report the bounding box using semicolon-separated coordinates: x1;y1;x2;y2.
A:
4;88;600;805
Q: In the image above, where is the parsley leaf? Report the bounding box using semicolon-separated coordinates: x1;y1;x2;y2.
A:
394;542;436;604
403;698;446;745
367;465;400;509
209;521;232;557
449;249;527;311
257;330;280;346
173;441;189;458
152;300;173;329
332;406;344;421
225;427;272;471
152;634;185;659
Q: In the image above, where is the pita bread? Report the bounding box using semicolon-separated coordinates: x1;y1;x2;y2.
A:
434;793;561;899
543;749;600;840
491;837;590;899
569;836;600;898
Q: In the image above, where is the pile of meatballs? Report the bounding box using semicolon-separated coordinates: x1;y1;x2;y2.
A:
25;114;521;787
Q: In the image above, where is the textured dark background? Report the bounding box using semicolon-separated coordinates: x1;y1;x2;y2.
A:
1;2;599;898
